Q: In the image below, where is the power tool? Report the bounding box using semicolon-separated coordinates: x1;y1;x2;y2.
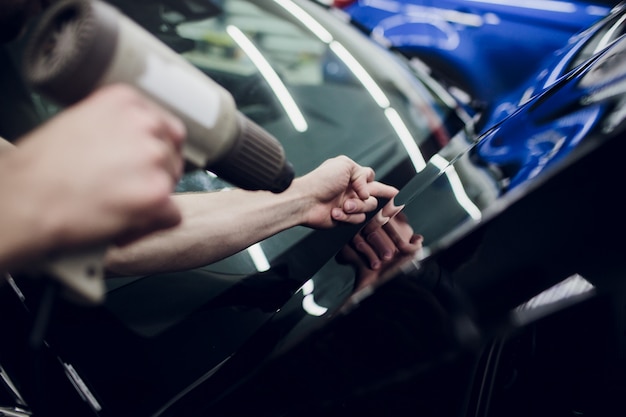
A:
21;0;295;304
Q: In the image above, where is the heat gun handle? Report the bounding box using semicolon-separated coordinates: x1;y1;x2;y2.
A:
45;245;107;305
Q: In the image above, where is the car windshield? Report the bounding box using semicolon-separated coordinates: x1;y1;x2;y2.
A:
1;0;477;415
96;0;472;279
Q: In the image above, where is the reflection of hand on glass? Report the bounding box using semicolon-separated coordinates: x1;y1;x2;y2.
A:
337;207;423;292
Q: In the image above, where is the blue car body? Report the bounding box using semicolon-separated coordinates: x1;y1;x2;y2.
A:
334;0;612;106
484;1;626;126
475;1;626;191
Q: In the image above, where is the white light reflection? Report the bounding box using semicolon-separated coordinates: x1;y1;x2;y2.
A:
300;279;329;316
431;154;482;221
384;107;426;170
516;274;594;312
247;243;270;272
272;0;426;171
329;41;390;108
402;5;483;28
274;0;333;43
226;25;308;132
546;15;626;88
329;41;425;170
363;0;402;14
593;14;626;55
465;0;576;13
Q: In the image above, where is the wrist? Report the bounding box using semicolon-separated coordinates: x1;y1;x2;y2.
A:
284;176;318;226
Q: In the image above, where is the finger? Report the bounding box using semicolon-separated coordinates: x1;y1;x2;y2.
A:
365;229;396;262
367;181;399;200
393;233;424;255
140;130;184;185
342;195;379;215
146;105;187;152
123;84;187;150
157;110;187;151
380;198;404;219
161;137;184;183
352;232;382;270
331;207;367;224
382;221;423;254
350;165;376;200
360;211;389;236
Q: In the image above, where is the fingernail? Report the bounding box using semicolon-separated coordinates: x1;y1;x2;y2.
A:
345;201;356;212
371;261;380;270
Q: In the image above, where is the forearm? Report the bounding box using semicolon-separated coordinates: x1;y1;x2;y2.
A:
0;148;57;272
0;136;14;153
104;182;310;276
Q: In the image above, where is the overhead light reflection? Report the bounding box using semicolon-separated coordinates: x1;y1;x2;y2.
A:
594;14;626;54
300;279;329;316
431;154;482;220
516;274;594;312
402;5;483;27
226;25;308;132
247;242;270;272
274;0;333;42
328;41;390;108
329;41;426;170
273;0;426;170
363;0;402;13
384;107;426;170
465;0;576;13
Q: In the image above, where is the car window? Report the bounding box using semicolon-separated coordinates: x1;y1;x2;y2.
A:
99;0;475;277
1;0;475;278
2;2;478;416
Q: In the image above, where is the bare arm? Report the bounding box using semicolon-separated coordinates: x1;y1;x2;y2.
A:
104;186;308;275
0;136;14;152
105;155;399;276
0;84;185;273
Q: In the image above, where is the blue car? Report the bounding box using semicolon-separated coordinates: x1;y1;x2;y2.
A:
475;1;626;191
331;0;613;107
483;1;626;127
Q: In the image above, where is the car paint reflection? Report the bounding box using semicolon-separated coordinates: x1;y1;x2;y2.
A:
153;32;626;417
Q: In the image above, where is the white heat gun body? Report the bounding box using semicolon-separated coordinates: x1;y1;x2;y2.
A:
21;0;295;304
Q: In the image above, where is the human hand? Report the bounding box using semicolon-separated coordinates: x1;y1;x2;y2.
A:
295;155;399;229
10;84;186;254
336;210;423;291
350;198;423;270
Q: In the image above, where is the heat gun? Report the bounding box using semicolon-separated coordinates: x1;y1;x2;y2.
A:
20;0;295;304
22;0;294;193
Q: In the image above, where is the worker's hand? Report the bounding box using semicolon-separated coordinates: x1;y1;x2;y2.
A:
294;155;399;229
353;209;423;270
9;84;186;254
337;211;423;291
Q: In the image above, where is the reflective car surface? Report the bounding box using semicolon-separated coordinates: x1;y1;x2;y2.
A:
476;0;626;190
162;30;626;417
0;0;475;416
2;1;626;417
329;0;613;107
484;0;626;126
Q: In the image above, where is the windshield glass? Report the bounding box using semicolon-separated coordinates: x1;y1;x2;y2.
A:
1;1;476;415
97;0;472;276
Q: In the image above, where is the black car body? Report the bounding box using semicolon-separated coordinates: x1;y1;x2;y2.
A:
2;1;626;417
